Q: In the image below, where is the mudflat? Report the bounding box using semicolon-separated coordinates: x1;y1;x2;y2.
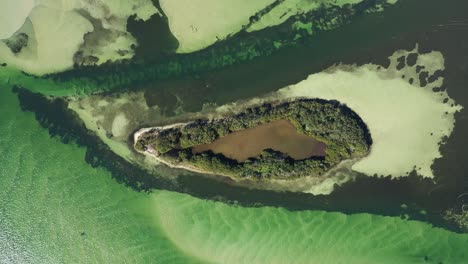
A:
192;119;327;162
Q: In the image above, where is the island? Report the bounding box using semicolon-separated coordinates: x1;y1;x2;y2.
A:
134;99;372;180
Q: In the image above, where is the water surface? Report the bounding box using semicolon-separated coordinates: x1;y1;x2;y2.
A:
192;119;326;161
1;85;467;263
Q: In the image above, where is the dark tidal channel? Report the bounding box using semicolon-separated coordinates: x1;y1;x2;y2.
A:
16;0;468;233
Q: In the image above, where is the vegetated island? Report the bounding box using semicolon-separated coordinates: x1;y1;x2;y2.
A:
134;98;372;180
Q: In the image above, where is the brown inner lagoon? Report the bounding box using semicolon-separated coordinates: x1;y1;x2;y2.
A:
192;119;327;162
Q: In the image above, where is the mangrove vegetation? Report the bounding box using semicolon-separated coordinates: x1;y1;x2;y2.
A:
135;98;372;180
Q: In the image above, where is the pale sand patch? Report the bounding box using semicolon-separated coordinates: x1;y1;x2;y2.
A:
68;91;165;164
159;0;276;53
111;113;129;138
208;46;462;194
68;99;134;161
276;46;461;178
0;0;158;75
0;6;93;75
0;0;35;39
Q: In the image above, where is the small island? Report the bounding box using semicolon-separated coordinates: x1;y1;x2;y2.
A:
134;99;372;180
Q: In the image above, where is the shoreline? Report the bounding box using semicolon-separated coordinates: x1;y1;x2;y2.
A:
134;122;235;179
134;129;360;194
133;119;367;186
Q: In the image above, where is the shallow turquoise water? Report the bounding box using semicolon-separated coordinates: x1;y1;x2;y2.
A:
1;85;467;263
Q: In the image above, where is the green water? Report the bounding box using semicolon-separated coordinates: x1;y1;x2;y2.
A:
154;192;468;264
0;85;195;263
1;85;468;263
